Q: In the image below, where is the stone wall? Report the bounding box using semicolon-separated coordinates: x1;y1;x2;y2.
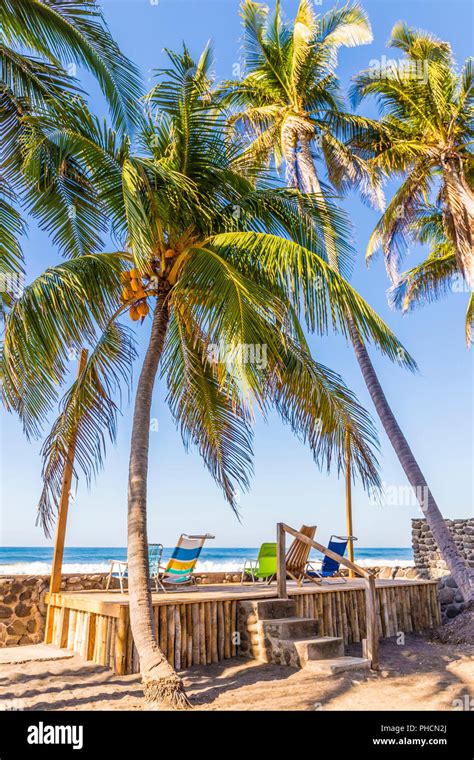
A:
0;573;112;648
412;518;474;575
412;518;474;621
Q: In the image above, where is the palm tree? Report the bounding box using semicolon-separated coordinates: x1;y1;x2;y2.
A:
350;23;473;287
2;46;414;706
224;0;473;602
1;0;142;313
388;205;473;345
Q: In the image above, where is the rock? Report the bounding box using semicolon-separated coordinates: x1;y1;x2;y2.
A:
7;620;27;636
14;603;31;618
23;577;39;586
446;604;461;619
445;577;458;589
26;619;38;633
438;587;455;604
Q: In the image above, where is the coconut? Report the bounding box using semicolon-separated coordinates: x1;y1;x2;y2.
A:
129;305;140;321
137;301;149;317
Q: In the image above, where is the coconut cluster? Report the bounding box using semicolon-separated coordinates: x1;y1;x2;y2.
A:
120;268;150;321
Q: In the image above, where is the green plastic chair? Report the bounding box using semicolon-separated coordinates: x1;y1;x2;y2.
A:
241;543;277;584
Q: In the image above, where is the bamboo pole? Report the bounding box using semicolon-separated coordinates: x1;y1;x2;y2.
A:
174;607;181;670
49;348;88;595
277;522;287;599
345;429;355;579
217;602;225;660
186;605;193;667
115;607;128;675
363;575;379;669
211;602;218;664
191;604;200;666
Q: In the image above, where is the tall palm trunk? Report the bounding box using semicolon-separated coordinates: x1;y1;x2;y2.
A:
443;160;474;288
297;148;473;603
349;322;473;602
127;290;190;708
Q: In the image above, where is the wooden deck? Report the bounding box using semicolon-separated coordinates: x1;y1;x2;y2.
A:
45;578;441;675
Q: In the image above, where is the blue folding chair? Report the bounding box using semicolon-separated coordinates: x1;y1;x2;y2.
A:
306;535;357;584
106;543;164;593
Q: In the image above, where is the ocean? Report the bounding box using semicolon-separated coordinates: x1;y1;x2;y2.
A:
0;546;414;575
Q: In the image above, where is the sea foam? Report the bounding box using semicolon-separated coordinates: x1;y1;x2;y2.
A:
0;557;413;575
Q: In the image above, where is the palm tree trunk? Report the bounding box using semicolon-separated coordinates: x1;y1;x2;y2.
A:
127;289;190;708
443;160;474;288
349;320;473;603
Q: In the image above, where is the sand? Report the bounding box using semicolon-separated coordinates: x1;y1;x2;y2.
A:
0;632;472;712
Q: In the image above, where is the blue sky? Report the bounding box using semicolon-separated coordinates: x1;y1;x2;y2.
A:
1;0;472;549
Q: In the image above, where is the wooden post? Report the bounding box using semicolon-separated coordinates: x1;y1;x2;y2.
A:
49;348;88;595
115;607;128;675
363;574;379;670
345;429;355;579
277;522;287;599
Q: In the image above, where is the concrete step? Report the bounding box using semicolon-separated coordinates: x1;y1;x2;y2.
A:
304;656;371;675
293;636;344;666
261;616;319;640
254;599;297;620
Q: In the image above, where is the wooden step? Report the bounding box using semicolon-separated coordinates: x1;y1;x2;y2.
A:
304;656;370;675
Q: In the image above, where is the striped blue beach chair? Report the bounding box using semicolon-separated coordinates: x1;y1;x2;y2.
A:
306;535;357;584
157;534;214;592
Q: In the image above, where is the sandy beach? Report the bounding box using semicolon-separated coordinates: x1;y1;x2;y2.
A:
1;625;472;712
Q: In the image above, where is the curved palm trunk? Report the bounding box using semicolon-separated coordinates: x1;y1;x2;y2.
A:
127;291;190;708
295;146;473;603
443;161;474;288
349;322;473;603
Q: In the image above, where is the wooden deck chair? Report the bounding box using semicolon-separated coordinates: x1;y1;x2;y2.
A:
285;525;317;586
156;534;214;592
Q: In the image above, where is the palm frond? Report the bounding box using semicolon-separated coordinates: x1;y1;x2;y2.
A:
270;339;381;491
389;252;458;313
1;0;143;131
37;322;136;535
162;306;254;512
209;230;417;369
1;253;126;437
